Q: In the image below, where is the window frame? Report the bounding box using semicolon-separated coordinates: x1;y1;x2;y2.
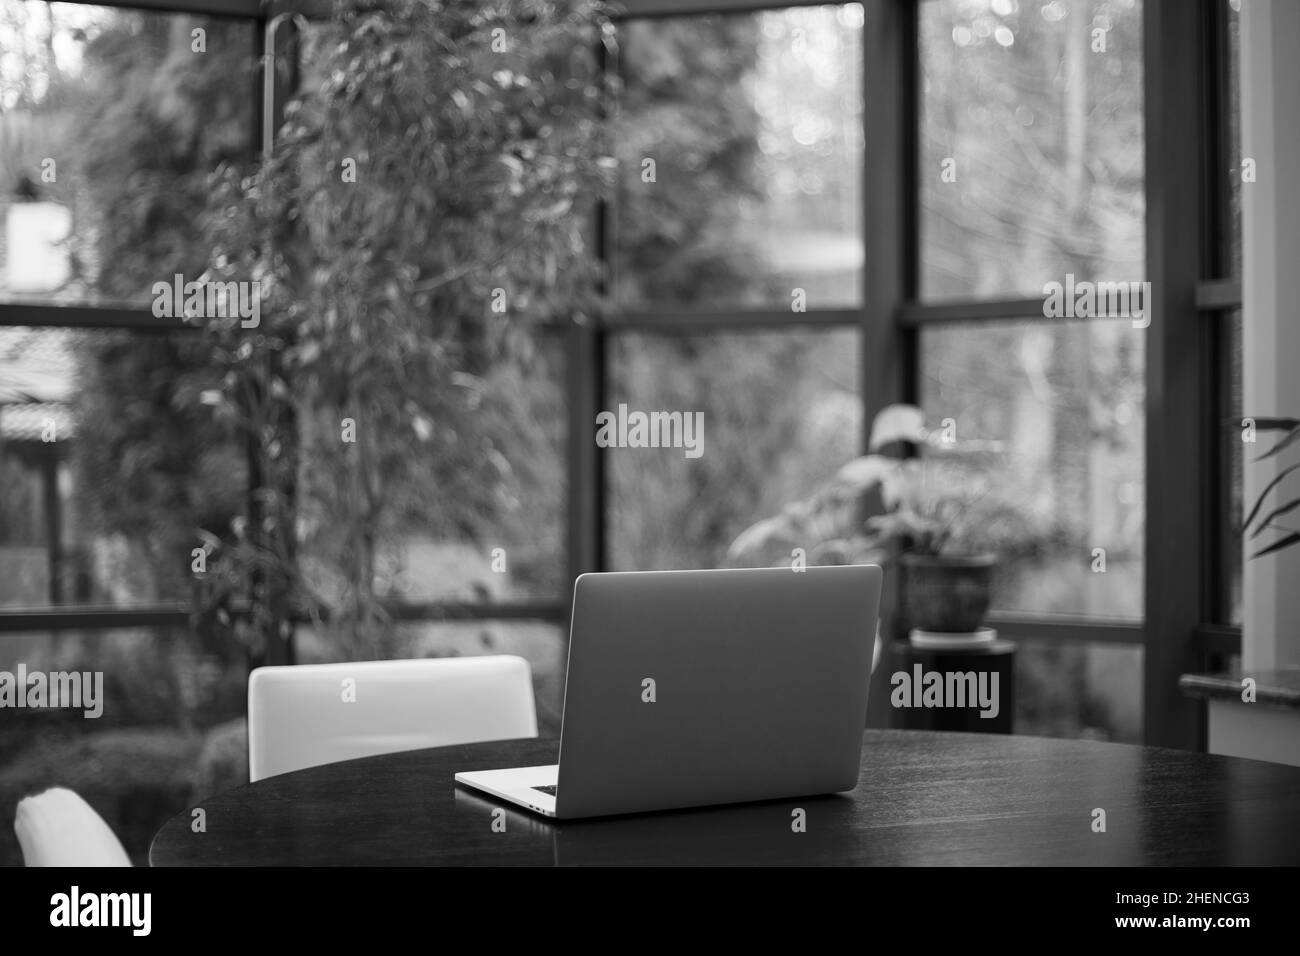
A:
0;0;1245;748
52;0;259;15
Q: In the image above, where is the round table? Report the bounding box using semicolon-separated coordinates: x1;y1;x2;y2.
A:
150;730;1300;866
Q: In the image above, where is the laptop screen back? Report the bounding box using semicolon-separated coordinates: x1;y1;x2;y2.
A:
554;565;881;818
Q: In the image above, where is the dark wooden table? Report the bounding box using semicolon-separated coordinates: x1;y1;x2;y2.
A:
150;730;1300;866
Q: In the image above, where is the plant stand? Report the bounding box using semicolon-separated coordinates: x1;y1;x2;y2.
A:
887;638;1016;734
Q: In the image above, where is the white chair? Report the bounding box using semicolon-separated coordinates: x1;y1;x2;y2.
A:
247;656;538;781
14;787;132;867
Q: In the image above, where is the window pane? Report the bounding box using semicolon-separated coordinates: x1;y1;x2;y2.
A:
278;9;590;617
0;625;246;865
1017;641;1142;743
608;328;861;570
0;2;254;306
614;4;864;311
0;326;237;609
919;319;1144;620
296;333;567;607
920;0;1145;300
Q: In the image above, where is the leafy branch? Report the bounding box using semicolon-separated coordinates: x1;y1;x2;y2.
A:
1240;417;1300;558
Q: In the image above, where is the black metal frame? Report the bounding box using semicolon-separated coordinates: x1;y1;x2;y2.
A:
1197;0;1244;638
898;297;1047;326
607;307;863;330
1140;0;1209;749
0;303;193;331
0;0;1248;748
51;0;258;16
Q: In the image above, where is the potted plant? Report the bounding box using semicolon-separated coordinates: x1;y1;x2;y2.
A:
728;404;1017;635
1241;415;1300;558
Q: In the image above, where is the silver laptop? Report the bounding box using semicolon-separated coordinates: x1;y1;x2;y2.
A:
454;565;881;819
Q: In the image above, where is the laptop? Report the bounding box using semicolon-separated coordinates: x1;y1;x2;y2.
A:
454;564;881;819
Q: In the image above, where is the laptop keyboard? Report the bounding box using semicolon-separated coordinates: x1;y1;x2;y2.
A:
532;785;558;796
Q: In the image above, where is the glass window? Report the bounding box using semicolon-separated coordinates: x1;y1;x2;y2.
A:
0;326;236;609
920;319;1145;620
607;328;861;571
1016;641;1143;743
920;0;1145;300
0;1;255;307
614;4;864;311
295;334;568;608
0;624;246;865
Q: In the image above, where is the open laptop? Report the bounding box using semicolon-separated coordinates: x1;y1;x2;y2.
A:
454;565;881;819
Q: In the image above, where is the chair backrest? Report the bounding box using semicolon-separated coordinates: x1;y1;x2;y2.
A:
14;787;132;867
247;656;538;782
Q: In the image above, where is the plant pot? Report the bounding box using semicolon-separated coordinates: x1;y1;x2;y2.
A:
897;552;997;634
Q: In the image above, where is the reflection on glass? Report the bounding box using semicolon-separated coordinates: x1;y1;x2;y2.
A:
0;1;254;306
615;4;864;310
607;329;861;572
0;325;565;612
920;0;1145;300
920;320;1145;619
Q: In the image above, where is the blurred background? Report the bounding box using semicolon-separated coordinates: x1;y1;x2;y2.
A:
0;0;1245;864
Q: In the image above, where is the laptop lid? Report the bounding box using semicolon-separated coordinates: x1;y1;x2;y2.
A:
553;565;881;818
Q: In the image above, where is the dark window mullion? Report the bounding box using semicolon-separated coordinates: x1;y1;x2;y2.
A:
858;0;916;729
1194;278;1242;311
0;605;191;633
1201;0;1234;283
381;601;568;623
1198;4;1241;634
984;613;1144;646
0;303;197;332
568;32;613;593
265;0;331;21
49;0;262;20
1142;0;1209;750
1193;622;1243;657
0;600;569;633
604;307;863;331
616;0;837;21
900;297;1052;326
